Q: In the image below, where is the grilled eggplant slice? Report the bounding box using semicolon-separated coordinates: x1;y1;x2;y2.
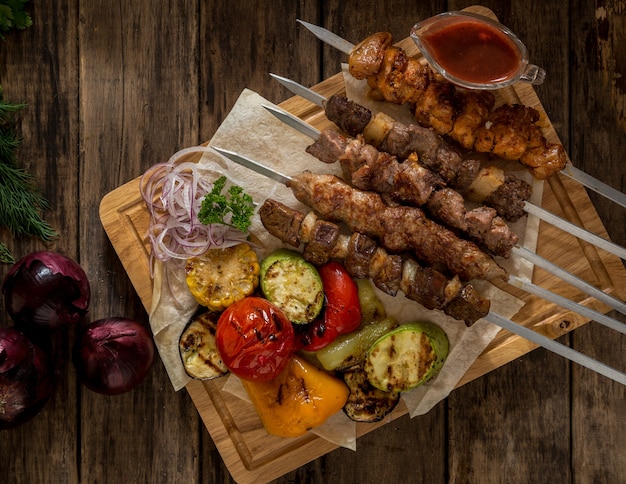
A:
365;321;449;392
342;367;400;422
179;311;229;380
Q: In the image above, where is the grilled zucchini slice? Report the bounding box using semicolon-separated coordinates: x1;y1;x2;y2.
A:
364;321;449;392
260;249;324;324
185;242;259;312
179;311;229;380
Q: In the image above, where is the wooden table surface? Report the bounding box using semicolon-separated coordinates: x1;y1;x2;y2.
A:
1;1;625;483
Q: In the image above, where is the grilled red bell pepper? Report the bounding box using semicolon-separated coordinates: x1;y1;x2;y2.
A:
296;261;362;351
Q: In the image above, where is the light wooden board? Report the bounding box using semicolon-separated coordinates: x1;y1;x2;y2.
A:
99;6;626;483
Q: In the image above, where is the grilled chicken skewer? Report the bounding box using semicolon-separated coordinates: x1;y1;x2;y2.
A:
259;198;489;325
297;19;626;209
263;99;626;262
212;146;626;386
299;24;565;179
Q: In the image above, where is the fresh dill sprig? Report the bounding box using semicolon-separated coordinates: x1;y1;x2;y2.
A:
0;163;58;240
0;86;57;256
0;240;14;263
198;176;255;233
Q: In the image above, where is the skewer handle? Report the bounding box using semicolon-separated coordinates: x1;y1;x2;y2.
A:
485;311;626;385
562;163;626;210
511;246;626;316
523;202;626;260
508;274;626;334
296;19;354;54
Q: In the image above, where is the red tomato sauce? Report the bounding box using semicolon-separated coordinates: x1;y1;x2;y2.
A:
421;19;522;84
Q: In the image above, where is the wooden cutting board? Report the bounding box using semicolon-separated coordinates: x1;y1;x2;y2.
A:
99;6;626;483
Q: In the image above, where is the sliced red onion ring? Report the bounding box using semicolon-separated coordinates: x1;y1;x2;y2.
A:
140;146;250;265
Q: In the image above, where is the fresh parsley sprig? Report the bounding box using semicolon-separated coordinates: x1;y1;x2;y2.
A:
198;176;254;233
0;0;32;40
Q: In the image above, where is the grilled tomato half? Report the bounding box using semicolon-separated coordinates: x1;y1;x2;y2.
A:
215;297;296;381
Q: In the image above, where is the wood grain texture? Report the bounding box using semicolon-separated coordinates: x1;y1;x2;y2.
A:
1;1;626;483
98;7;626;481
569;1;626;482
77;1;203;483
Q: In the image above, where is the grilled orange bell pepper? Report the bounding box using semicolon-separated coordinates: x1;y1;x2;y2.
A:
241;355;349;437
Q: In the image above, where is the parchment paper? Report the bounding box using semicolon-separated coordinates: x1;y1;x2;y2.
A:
148;88;528;450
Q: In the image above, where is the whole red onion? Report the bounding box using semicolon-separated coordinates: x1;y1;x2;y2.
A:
0;327;55;430
73;318;155;395
2;251;91;331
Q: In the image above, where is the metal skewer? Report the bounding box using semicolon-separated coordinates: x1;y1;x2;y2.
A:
260;101;626;318
268;73;626;262
296;19;626;210
212;145;626;386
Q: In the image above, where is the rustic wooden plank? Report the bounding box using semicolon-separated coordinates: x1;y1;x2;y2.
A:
4;0;626;482
78;1;202;482
446;1;572;482
569;1;626;482
199;0;322;138
0;2;80;482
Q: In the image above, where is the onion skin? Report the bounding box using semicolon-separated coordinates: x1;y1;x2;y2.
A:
0;327;55;430
2;251;91;331
73;318;155;396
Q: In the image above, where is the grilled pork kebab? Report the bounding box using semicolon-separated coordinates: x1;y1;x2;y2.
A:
285;171;508;282
259;198;489;325
320;92;533;223
307;128;519;258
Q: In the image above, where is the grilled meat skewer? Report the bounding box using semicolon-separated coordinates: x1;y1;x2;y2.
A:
269;74;534;222
265;100;626;262
307;129;519;258
346;32;567;179
314;92;534;222
259;198;490;325
324;92;482;190
296;20;626;209
285;171;508;282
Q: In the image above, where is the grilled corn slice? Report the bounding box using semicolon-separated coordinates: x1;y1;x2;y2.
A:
185;242;259;312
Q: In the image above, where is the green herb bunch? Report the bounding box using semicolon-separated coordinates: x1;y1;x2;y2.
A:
0;87;56;263
198;175;255;233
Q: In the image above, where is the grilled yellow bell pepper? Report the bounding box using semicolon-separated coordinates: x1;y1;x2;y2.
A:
241;355;349;437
